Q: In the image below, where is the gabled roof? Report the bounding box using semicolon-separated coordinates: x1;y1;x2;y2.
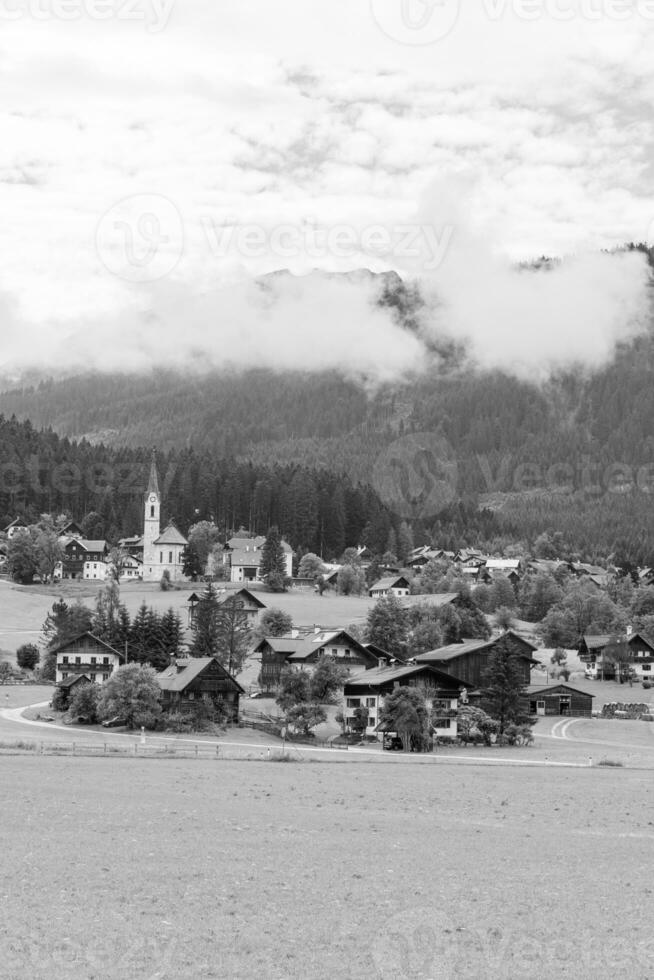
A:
253;635;303;654
153;523;188;546
226;535;292;553
416;631;538;665
230;550;263;567
61;537;108;553
156;657;244;694
4;516;26;531
58;674;91;688
582;632;654;651
49;631;125;660
526;683;594;698
369;576;410;591
216;588;266;609
399;592;459;610
345;662;466;690
287;629;370;662
484;559;521;570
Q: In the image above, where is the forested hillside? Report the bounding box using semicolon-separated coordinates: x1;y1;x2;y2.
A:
2;253;654;561
0;416;398;557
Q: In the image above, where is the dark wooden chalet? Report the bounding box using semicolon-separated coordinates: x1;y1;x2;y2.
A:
55;673;92;708
578;632;654;679
187;587;266;627
156;657;244;721
60;538;109;579
526;683;594;718
255;629;390;694
415;631;539;688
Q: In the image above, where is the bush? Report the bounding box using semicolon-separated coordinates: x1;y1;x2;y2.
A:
163;699;227;733
67;682;101;724
643;681;651;689
16;644;40;670
51;687;68;712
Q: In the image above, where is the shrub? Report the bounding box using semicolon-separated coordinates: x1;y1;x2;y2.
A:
67;682;101;724
643;681;651;689
16;644;40;670
51;687;68;712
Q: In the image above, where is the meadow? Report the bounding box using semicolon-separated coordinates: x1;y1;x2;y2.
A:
2;755;654;980
0;579;376;657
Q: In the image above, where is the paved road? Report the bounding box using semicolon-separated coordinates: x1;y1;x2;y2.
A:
0;699;621;767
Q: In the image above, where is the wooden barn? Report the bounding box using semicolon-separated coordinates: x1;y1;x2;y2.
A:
416;631;539;689
526;683;594;718
156;657;244;722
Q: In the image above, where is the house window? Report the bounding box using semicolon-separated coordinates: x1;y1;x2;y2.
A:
91;657;96;664
75;657;81;664
62;672;68;679
102;673;109;682
103;657;109;665
346;698;361;708
150;506;155;517
160;552;163;563
366;698;376;708
437;719;452;729
169;551;173;564
62;656;69;664
643;665;651;671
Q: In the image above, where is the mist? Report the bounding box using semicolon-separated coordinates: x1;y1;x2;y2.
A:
0;242;651;386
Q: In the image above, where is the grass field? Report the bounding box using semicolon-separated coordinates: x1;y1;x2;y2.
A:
2;756;654;979
0;579;375;657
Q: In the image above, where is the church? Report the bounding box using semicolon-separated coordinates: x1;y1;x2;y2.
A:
142;453;189;583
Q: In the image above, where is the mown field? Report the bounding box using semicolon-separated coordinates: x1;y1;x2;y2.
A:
2;756;654;980
0;580;375;656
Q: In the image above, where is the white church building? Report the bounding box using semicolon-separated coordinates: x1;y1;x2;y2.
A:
142;454;189;583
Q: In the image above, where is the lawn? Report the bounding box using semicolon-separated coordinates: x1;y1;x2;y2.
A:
0;579;376;657
2;757;654;979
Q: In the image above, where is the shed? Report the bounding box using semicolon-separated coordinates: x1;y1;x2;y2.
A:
526;683;594;718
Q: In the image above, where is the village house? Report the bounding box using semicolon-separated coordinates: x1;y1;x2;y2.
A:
55;537;110;580
156;657;244;721
186;587;266;628
369;575;411;599
53;631;124;685
399;591;464;613
223;534;293;584
579;631;654;681
3;516;27;539
343;662;465;739
480;558;522;585
416;631;539;689
254;628;390;694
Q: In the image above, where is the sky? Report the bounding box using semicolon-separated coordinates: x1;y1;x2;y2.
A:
2;0;654;378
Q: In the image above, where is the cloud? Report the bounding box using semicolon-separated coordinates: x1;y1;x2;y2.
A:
413;179;652;377
0;272;427;383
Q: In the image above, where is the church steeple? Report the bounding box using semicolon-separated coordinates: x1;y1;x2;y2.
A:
147;450;160;497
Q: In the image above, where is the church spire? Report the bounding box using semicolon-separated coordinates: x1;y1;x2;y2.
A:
147;450;160;496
